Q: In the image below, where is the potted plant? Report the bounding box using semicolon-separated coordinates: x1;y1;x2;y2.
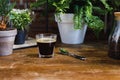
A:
9;9;32;44
0;0;17;56
30;0;112;44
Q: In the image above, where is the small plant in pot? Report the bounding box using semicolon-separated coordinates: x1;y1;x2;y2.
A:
9;9;32;44
31;0;112;44
0;0;17;56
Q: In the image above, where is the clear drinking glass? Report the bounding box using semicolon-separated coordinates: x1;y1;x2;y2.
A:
36;33;57;58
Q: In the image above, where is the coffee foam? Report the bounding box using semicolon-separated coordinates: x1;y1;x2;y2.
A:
36;38;56;43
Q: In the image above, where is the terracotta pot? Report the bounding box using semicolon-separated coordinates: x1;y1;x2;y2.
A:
0;28;17;56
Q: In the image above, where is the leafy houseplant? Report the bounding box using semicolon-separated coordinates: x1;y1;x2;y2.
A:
10;9;32;31
9;9;32;44
0;0;17;56
55;0;112;34
31;0;112;44
0;0;15;29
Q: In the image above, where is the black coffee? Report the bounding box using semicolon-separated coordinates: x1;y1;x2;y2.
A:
37;38;56;57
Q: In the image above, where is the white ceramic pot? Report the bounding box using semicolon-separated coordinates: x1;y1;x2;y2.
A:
55;13;87;44
0;28;17;56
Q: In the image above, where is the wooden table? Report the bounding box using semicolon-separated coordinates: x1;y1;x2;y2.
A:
0;42;120;80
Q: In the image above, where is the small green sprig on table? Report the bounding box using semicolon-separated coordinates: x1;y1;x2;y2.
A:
59;48;86;61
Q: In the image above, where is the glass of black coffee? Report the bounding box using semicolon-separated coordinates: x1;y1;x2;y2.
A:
36;33;57;58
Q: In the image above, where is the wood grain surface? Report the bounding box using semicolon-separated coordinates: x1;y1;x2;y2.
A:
0;43;120;80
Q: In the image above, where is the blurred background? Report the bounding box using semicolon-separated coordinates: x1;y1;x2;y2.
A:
10;0;119;43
